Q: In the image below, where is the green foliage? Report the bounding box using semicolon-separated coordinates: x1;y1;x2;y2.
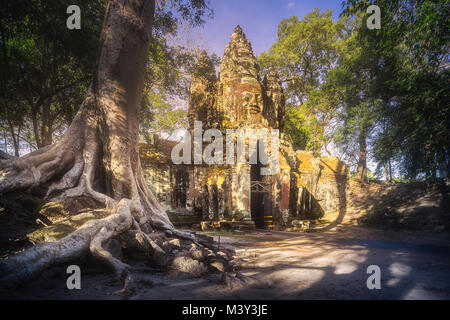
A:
259;9;347;105
155;0;213;32
258;9;350;154
341;0;450;179
263;1;448;180
0;0;105;150
142;1;214;142
140;89;188;143
140;37;218;142
0;0;213;153
284;105;318;151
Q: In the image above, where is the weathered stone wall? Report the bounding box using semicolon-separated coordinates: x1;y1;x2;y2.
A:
188;51;218;128
140;26;349;231
139;142;190;213
295;151;348;219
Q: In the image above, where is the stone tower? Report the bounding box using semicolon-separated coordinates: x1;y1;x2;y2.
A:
188;50;217;129
185;26;289;228
140;26;348;232
188;25;285;131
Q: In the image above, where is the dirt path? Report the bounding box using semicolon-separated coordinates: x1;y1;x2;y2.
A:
3;226;450;300
222;227;450;299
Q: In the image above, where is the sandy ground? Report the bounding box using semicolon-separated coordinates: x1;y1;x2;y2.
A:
2;225;450;300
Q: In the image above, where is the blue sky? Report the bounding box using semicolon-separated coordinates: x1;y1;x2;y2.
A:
195;0;344;57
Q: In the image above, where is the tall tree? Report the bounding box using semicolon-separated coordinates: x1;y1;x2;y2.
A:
0;0;104;149
341;0;450;180
258;9;349;153
0;0;209;152
140;33;219;142
0;0;214;288
331;13;383;183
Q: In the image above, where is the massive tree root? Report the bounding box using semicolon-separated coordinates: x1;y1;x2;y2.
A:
0;0;233;291
0;96;227;289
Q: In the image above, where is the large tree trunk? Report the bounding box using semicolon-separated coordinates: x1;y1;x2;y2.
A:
356;128;368;184
7;120;19;157
0;0;211;289
39;99;53;147
31;103;42;148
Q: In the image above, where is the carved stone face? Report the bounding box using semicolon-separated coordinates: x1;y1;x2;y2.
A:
234;77;264;120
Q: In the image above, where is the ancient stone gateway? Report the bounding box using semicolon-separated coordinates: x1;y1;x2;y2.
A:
140;26;348;231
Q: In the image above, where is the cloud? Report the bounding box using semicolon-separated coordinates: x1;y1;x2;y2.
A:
287;2;295;9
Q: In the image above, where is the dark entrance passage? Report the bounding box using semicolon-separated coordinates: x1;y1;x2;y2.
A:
251;162;267;229
251;191;265;228
250;140;273;229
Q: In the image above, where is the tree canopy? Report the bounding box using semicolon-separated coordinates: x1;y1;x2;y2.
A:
259;1;449;181
0;0;214;154
1;0;448;181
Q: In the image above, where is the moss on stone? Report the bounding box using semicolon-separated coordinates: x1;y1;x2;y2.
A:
27;223;75;243
38;201;67;222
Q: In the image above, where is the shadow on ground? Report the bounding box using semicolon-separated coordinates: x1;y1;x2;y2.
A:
3;227;450;300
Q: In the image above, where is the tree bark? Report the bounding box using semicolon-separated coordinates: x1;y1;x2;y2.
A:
356;128;368;183
39;98;53;147
388;159;393;181
7;120;19;157
0;0;202;289
383;162;389;181
31;103;42;148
